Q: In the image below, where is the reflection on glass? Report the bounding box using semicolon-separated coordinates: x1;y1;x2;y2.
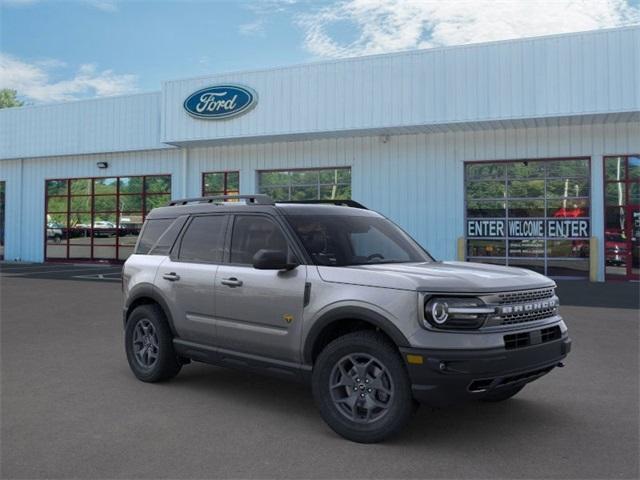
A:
546;178;589;198
93;195;117;212
466;200;506;218
547;240;589;258
70;179;91;195
508;240;545;257
547;260;589;278
547;159;589;178
119;177;143;194
465;181;505;199
46;244;67;258
69;245;91;259
94;178;117;194
145;176;171;193
605;157;625;181
70;196;91;212
629;156;640;180
548;198;589;218
630;184;639;205
145;194;171;212
467;240;506;257
119;195;143;212
507;200;545;217
258;168;351;201
47;197;68;213
46;180;67;196
93;246;116;259
465;163;505;180
508;258;545;274
508;180;545;198
506;161;545;178
118;246;135;261
605;183;626;206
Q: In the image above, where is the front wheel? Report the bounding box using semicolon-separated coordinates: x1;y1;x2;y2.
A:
125;304;182;382
312;331;415;443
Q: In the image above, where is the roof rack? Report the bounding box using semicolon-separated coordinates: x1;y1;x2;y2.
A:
167;194;274;206
278;199;368;209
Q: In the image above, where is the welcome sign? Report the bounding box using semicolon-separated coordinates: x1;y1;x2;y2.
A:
184;84;257;119
467;219;590;238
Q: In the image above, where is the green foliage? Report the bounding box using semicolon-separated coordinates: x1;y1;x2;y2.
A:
0;89;24;109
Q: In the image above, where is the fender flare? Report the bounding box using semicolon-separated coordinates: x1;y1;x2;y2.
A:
302;306;410;364
124;283;177;336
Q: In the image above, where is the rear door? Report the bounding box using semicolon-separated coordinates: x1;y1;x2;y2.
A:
157;214;228;345
214;214;307;362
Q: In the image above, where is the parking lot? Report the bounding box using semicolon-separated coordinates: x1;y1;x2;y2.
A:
1;263;638;479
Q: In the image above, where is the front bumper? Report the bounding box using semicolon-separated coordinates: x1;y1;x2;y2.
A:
400;335;571;406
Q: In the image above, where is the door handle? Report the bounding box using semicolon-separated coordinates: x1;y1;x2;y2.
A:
162;272;180;281
221;277;243;287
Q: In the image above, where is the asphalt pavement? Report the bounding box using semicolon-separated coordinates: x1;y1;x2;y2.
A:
1;264;638;479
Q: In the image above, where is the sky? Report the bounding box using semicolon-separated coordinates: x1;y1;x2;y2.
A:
1;0;639;104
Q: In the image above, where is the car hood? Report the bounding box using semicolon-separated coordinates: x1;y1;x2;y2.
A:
316;261;554;293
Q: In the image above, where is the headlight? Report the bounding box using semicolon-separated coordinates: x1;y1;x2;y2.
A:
424;297;495;330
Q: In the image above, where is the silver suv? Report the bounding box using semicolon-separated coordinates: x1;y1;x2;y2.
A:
122;195;571;443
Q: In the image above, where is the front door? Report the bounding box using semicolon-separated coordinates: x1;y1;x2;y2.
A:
157;214;228;344
604;156;639;280
214;214;307;362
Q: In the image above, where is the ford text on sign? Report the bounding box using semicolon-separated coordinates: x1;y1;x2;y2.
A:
467;219;589;238
184;85;257;119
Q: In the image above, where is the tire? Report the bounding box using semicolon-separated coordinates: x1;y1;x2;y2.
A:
312;331;414;443
480;384;524;402
125;304;182;382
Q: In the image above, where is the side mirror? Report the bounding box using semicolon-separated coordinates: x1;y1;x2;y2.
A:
252;249;298;270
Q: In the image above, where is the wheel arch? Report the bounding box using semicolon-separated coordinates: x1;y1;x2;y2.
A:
303;306;410;365
124;284;177;336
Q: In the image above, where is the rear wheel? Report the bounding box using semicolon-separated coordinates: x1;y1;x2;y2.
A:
312;331;414;443
480;384;524;402
125;304;182;382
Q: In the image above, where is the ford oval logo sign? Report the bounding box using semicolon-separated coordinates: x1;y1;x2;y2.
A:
183;84;257;120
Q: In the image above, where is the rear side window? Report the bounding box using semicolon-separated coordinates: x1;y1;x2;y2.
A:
178;215;227;263
136;219;174;254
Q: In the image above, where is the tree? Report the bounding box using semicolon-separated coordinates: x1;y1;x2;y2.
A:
0;89;24;109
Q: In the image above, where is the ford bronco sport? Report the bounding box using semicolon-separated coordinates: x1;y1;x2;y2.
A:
122;195;571;443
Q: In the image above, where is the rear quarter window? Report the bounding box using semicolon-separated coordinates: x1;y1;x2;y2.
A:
136;217;184;255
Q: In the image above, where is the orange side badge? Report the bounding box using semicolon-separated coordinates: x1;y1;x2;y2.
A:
283;314;294;324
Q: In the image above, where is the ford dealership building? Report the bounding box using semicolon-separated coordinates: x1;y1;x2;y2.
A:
0;27;638;281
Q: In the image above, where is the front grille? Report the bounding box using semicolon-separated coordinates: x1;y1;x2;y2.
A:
496;287;557;325
497;287;555;305
504;326;562;350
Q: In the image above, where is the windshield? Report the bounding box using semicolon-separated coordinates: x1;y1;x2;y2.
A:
285;214;433;266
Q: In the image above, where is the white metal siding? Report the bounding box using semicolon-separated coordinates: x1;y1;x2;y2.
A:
1;120;637;280
162;27;640;145
0;92;168;160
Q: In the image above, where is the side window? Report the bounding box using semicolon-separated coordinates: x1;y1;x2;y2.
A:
136;218;173;254
148;216;187;255
178;215;227;263
230;216;289;265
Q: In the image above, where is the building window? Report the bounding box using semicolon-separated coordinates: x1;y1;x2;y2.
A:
604;155;639;280
45;175;171;262
0;181;5;260
202;171;240;197
258;167;351;201
465;158;591;278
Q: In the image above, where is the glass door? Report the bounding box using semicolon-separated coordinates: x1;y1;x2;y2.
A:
604;155;639;280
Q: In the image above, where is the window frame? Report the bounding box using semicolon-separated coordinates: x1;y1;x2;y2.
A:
257;166;351;201
172;214;230;265
201;171;240;197
463;157;592;278
44;174;171;263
